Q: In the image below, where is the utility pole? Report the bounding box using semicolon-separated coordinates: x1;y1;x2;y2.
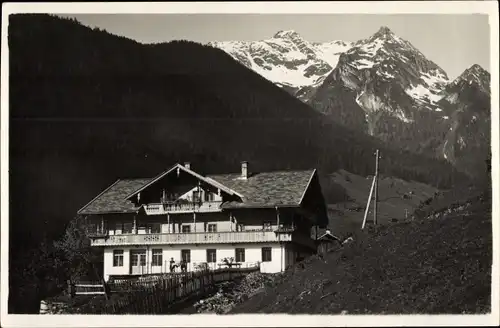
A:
361;176;376;230
362;149;380;230
373;149;380;226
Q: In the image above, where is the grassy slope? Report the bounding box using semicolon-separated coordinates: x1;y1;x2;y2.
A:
326;169;438;238
231;186;492;314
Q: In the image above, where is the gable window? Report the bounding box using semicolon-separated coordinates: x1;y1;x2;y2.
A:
181;225;191;233
205;191;215;202
181;249;191;263
261;247;272;262
206;249;217;263
235;248;245;262
207;224;217;233
113;250;124;267
152;249;163;266
192;190;201;203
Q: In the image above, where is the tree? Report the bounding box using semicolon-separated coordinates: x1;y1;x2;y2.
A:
53;216;103;282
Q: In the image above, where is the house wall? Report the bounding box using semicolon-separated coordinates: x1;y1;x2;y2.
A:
102;242;290;281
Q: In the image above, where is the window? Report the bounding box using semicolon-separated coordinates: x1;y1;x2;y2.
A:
206;249;217;263
150;223;161;234
113;250;124;267
205;192;215;202
192;190;201;202
181;249;191;263
152;249;163;266
235;248;245;262
207;224;217;232
122;222;133;234
114;222;122;234
181;225;191;233
131;250;146;266
262;247;272;262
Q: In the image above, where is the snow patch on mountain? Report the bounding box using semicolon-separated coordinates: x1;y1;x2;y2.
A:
405;83;442;104
314;40;353;68
209;31;353;90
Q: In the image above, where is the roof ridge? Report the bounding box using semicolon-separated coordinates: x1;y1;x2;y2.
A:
208;168;315;176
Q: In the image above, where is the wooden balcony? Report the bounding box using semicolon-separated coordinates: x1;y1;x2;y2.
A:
90;230;295;247
143;201;223;215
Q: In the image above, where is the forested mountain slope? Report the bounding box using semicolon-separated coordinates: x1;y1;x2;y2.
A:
9;14;468;254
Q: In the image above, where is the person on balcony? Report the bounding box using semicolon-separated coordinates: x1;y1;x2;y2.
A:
169;257;176;273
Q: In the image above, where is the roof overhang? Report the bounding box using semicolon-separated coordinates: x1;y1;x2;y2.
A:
221;203;300;210
78;209;141;216
317;232;341;241
298;169;317;205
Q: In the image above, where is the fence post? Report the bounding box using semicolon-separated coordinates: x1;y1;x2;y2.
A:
67;280;75;299
101;276;110;300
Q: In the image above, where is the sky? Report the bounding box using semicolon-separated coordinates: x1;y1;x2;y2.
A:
63;14;491;80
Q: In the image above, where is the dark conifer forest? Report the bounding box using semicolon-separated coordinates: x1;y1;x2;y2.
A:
8;14;471;313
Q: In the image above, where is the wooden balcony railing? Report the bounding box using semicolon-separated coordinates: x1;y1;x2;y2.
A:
144;201;223;215
90;230;295;246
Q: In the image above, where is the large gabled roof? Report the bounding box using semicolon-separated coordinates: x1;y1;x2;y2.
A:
77;165;319;215
78;178;151;215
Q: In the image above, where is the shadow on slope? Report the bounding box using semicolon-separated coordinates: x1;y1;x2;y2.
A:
231;187;492;314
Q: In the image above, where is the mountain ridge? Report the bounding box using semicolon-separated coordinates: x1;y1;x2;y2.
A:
210;26;491;178
208;30;352;97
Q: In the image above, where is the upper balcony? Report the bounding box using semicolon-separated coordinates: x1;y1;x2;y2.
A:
143;201;223;215
88;227;316;250
90;230;292;247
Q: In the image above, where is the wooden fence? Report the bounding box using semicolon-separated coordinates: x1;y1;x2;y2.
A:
73;282;107;296
71;266;259;314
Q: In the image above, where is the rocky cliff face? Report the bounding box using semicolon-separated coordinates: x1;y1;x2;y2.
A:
438;65;491;178
308;27;451;149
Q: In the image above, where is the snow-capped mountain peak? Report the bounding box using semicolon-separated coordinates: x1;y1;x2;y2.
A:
369;26;397;40
451;64;490;95
273;30;302;40
208;26;490;178
330;26;450;111
208;31;353;93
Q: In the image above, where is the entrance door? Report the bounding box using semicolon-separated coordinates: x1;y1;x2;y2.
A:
130;249;147;275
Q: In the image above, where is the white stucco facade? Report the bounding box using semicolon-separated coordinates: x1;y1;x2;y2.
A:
102;242;303;281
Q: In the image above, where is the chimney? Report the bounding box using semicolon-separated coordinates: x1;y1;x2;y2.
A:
184;162;191;170
241;161;248;179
